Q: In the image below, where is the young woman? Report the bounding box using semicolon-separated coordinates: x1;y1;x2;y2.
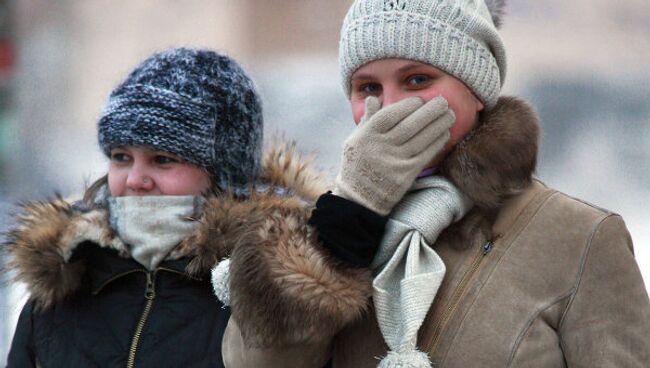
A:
4;47;312;367
220;0;650;367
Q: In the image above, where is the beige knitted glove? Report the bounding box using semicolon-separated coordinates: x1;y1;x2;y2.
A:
334;96;455;215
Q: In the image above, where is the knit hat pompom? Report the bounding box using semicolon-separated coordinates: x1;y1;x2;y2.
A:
339;0;507;109
484;0;507;28
211;258;231;307
98;47;263;192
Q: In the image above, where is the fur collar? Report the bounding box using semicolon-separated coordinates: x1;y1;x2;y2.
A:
3;96;539;309
442;96;539;209
3;142;327;309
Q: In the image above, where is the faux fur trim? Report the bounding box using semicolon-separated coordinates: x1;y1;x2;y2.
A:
181;192;306;276
3;141;334;309
441;96;540;209
228;194;372;346
260;140;329;202
3;198;124;310
180;142;369;345
180;140;329;275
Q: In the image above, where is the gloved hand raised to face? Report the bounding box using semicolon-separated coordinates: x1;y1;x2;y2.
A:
333;96;455;215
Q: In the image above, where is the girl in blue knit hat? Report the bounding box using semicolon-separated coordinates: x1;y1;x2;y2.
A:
218;0;650;367
4;47;273;367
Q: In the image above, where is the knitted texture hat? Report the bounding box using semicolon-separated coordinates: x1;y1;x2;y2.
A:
98;47;263;192
339;0;507;108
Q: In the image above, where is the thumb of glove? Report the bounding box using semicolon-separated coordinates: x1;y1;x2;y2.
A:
361;96;381;123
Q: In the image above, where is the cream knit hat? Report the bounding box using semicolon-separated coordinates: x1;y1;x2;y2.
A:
339;0;507;108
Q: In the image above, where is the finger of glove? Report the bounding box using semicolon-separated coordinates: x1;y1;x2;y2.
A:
402;109;455;157
408;130;451;168
396;135;451;186
361;96;381;122
386;96;451;145
366;97;423;133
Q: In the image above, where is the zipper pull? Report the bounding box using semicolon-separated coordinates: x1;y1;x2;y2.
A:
144;272;156;300
482;240;493;255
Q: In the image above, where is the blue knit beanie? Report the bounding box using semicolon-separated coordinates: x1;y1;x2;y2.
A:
98;47;263;192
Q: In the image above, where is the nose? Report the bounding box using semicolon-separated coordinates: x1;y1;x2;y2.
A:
380;85;407;107
125;162;154;192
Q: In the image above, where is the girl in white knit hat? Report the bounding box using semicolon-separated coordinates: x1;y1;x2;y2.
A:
220;0;650;367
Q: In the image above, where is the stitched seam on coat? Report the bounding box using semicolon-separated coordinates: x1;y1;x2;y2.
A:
506;289;574;367
561;193;615;217
484;191;559;280
439;190;557;364
556;214;619;357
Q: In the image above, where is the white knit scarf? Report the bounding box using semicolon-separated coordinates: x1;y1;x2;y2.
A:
372;176;473;368
108;195;198;270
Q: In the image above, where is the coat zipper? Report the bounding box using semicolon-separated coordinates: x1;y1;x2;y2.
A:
126;270;156;368
158;266;202;281
422;238;496;355
92;270;143;295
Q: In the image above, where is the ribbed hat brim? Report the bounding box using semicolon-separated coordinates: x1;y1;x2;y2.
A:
339;10;506;108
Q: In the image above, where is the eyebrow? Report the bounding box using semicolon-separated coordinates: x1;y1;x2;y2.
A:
351;62;433;81
351;72;375;82
395;62;428;74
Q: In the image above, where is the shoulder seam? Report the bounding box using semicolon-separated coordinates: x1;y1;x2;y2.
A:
557;213;621;340
551;191;616;217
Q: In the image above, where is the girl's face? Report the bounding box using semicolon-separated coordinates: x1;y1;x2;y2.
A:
108;146;210;197
349;58;485;167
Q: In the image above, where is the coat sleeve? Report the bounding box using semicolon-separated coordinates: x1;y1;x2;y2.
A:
222;197;373;366
222;318;332;368
559;215;650;367
6;301;37;368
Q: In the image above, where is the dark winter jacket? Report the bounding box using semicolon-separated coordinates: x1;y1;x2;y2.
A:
8;244;229;368
4;142;331;368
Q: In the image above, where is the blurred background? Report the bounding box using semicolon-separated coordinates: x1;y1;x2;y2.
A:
1;0;649;362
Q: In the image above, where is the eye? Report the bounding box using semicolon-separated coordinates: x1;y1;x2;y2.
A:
406;74;433;88
358;82;382;96
154;154;179;165
110;151;130;163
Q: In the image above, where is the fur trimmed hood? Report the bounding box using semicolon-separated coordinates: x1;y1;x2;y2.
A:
3;96;539;313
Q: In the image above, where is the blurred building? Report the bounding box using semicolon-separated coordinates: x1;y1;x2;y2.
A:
1;0;650;363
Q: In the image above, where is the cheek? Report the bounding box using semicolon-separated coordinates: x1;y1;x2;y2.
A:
160;167;210;195
415;87;444;103
447;99;480;146
446;97;479;147
350;98;365;125
448;118;476;146
107;166;124;196
422;84;480;146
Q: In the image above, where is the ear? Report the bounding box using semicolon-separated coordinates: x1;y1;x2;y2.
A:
465;86;485;112
476;97;485;112
484;0;506;28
